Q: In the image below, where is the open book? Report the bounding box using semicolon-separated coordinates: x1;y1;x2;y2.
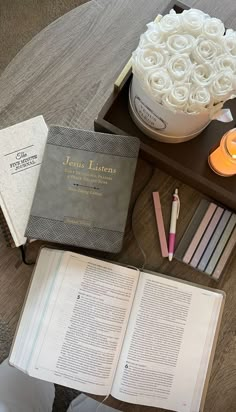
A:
10;248;225;412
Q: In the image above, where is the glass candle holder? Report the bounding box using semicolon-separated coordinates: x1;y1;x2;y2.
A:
208;128;236;177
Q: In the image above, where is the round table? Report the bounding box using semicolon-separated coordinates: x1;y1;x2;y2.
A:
0;1;236;411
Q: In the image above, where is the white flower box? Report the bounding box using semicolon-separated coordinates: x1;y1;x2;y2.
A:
131;8;236;143
130;75;211;143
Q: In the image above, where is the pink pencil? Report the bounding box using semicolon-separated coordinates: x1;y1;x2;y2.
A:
153;192;168;258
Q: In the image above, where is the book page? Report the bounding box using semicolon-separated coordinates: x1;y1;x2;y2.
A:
111;272;223;412
9;248;63;371
27;251;139;396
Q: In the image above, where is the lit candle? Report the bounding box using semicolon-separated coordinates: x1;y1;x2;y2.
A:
208;128;236;177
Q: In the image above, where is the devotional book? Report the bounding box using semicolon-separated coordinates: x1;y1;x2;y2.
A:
0;116;48;247
10;248;225;412
25;126;140;252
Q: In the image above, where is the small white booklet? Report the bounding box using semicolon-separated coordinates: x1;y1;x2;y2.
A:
0;116;48;247
10;248;225;412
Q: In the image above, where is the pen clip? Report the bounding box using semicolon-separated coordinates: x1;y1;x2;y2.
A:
173;193;180;219
177;196;180;219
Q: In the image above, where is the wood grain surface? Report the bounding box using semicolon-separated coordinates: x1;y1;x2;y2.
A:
0;0;89;75
0;0;235;411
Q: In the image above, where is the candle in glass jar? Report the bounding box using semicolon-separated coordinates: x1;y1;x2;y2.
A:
208;129;236;177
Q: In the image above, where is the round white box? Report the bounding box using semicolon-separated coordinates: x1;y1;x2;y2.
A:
129;75;211;143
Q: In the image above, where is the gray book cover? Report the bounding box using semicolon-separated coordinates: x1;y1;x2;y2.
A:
25;126;140;252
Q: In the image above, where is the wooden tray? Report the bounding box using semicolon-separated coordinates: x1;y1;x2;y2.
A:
95;1;236;211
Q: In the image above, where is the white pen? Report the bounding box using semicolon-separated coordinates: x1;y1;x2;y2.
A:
168;188;180;262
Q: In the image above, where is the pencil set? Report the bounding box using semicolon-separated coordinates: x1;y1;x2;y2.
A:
175;199;236;280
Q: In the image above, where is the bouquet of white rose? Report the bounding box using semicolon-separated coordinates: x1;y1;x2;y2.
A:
130;8;236;142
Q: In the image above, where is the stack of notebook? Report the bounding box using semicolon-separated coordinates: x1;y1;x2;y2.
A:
175;199;236;280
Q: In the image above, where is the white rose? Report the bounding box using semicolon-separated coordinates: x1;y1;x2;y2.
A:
162;84;190;112
203;17;225;40
139;23;165;49
209;71;235;102
144;68;172;102
181;8;208;35
158;13;182;36
191;63;215;86
166;33;196;54
132;9;235;116
221;29;236;57
132;47;169;80
225;28;236;37
167;54;193;81
215;55;236;72
187;86;211;113
191;37;221;64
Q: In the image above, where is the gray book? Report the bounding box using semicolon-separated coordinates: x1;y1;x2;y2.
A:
25;126;140;252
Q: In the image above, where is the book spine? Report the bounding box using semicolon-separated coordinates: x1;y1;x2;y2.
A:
0;207;15;248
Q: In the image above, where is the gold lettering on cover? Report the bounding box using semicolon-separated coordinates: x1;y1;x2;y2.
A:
63;156;85;168
88;160;116;174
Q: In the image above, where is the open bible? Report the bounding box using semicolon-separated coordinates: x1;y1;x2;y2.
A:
10;248;225;412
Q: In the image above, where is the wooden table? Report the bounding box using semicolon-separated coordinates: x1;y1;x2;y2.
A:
0;0;235;411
